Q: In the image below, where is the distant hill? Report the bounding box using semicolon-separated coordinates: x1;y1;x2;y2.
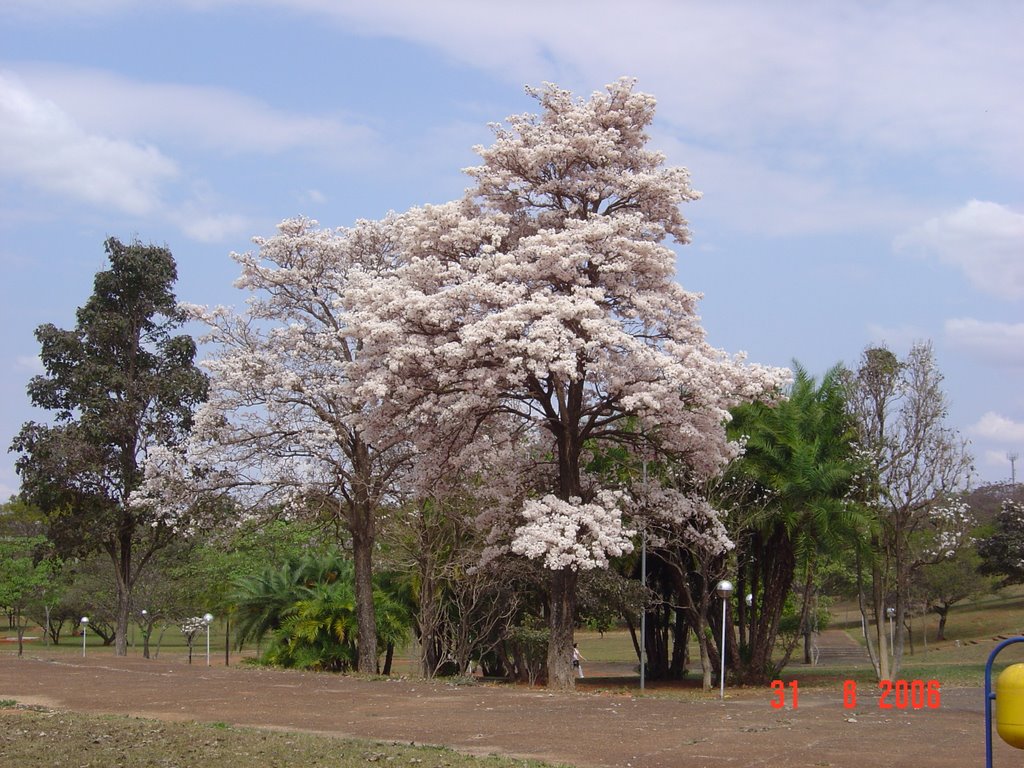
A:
963;482;1024;526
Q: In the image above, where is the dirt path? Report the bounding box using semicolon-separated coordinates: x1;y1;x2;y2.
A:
0;650;1010;767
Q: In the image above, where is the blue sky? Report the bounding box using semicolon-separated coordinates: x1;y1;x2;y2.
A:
2;1;1022;498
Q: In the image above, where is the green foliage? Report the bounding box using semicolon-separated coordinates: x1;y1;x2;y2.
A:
12;238;208;552
977;500;1024;587
231;552;414;672
730;362;866;556
916;548;993;639
10;237;208;654
0;535;56;612
506;615;549;684
725;362;867;682
0;534;61;653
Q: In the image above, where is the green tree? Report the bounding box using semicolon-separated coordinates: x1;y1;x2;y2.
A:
232;552;413;672
977;500;1024;587
726;363;864;684
0;535;59;656
10;238;208;656
917;549;992;640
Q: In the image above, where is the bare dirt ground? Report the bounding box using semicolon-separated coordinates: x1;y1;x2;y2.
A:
0;642;1010;768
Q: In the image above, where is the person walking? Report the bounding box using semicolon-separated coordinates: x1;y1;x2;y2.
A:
572;643;586;679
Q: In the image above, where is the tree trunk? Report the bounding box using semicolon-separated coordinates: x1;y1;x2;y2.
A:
871;547;890;682
936;607;948;641
742;531;795;684
546;567;578;690
350;438;379;675
350;506;378;674
892;529;907;678
111;524;133;657
697;613;713;690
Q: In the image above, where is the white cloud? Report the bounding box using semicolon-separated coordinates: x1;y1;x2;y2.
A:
14;355;44;374
16;66;382;159
971;412;1024;444
1;66;386;244
21;2;1020;170
302;189;327;205
865;324;925;353
654;135;924;238
979;449;1020;479
896;201;1024;299
280;1;1024;172
173;210;254;244
0;482;16;502
945;318;1024;366
0;71;178;215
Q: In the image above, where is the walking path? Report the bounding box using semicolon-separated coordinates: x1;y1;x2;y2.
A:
812;628;873;667
0;648;1001;767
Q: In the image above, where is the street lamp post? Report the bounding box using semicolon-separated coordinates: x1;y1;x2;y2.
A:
140;610;149;659
80;616;89;657
203;613;214;667
716;580;734;699
640;529;647;690
640;461;647;691
887;606;895;651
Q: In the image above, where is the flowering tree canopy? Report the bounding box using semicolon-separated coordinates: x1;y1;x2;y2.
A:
348;79;788;687
170;216;407;674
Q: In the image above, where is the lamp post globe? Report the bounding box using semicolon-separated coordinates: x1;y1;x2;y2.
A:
203;614;214;666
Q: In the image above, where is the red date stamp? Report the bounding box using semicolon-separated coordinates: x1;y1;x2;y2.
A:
770;679;941;710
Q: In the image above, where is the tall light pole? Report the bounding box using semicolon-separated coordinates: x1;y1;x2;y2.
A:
640;461;647;691
716;580;734;699
80;616;89;657
203;613;214;666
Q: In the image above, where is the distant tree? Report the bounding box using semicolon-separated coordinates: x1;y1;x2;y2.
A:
60;553;121;646
916;549;992;640
962;482;1024;527
0;498;47;538
0;535;58;655
977;500;1024;587
10;238;208;655
844;342;972;680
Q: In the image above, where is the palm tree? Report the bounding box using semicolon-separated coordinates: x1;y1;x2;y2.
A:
265;578;360;671
231;552;414;672
725;363;867;683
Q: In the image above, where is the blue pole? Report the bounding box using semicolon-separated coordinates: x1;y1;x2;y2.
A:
985;636;1024;768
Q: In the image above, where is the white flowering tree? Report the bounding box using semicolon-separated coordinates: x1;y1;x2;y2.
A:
348;80;788;688
176;217;407;674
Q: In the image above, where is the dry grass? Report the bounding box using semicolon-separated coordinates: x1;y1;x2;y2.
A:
0;702;562;768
